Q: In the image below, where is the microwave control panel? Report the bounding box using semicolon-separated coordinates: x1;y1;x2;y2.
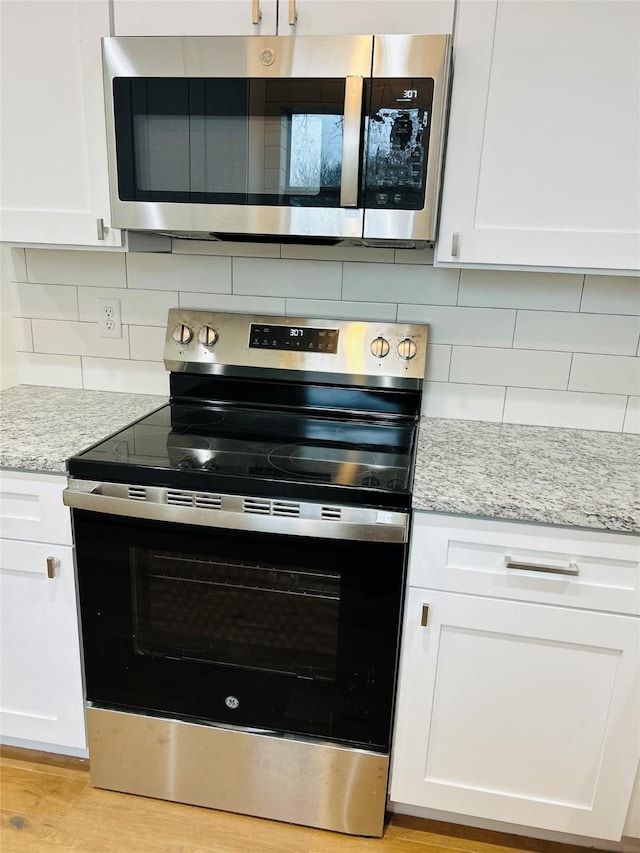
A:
363;77;435;211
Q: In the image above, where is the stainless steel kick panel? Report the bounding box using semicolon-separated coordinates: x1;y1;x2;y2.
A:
64;480;410;543
87;705;388;837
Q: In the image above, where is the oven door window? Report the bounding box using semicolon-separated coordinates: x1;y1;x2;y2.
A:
113;77;351;208
74;511;405;752
133;550;340;681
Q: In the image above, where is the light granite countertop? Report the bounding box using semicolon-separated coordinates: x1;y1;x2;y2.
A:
0;386;166;473
414;417;639;534
1;387;637;533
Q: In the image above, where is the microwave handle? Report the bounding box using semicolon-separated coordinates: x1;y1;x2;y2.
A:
340;76;364;209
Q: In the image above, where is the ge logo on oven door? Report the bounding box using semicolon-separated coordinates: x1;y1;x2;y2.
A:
225;695;240;710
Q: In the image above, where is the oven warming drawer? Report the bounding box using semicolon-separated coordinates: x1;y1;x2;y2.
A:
86;705;389;837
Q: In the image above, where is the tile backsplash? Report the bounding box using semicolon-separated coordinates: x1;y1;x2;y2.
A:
6;243;640;433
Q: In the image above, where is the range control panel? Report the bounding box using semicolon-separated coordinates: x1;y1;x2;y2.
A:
164;310;428;382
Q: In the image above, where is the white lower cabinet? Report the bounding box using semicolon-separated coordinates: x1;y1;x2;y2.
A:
391;513;640;842
0;472;86;752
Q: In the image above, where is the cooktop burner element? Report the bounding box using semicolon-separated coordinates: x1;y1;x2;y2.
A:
68;311;428;511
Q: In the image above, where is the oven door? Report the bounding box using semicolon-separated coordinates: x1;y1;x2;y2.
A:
72;508;406;752
103;35;371;240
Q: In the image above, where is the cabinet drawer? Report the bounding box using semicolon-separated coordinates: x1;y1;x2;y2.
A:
410;513;640;615
0;472;71;545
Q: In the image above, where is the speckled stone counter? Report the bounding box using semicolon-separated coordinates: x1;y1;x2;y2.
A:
0;386;166;473
413;417;639;533
2;387;638;533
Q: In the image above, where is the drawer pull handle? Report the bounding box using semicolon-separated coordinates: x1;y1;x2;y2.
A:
421;604;429;626
46;556;59;579
251;0;261;24
505;556;579;576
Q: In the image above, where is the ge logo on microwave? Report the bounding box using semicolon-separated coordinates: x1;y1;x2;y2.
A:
225;695;240;710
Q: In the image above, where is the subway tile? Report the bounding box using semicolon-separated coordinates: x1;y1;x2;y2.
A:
17;352;82;389
514;311;640;355
82;357;169;396
14;283;78;321
581;275;640;315
281;244;394;263
232;258;342;299
420;381;506;422
394;247;434;265
450;346;572;390
127;253;232;293
459;269;583;311
397;305;516;347
284;299;397;322
179;292;286;315
12;319;33;352
569;354;640;396
8;247;27;282
130;326;166;362
172;239;280;258
25;249;126;288
344;263;458;305
425;345;451;382
503;388;627;431
623;397;640;434
31;319;130;359
78;287;177;326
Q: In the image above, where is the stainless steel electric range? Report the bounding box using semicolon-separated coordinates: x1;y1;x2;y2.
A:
64;310;428;837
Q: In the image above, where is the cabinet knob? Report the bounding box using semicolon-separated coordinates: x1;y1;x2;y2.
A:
46;556;59;579
421;604;429;626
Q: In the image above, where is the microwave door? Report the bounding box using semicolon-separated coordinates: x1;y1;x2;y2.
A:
103;36;370;241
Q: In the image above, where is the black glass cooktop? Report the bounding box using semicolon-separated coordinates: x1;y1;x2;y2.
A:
68;403;418;510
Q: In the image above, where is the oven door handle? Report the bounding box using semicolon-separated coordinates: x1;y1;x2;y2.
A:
63;481;409;544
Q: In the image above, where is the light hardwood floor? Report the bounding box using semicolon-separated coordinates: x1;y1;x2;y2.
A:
0;747;598;853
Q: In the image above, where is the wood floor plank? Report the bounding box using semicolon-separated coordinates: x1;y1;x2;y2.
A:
59;783;311;853
0;753;620;853
385;816;591;853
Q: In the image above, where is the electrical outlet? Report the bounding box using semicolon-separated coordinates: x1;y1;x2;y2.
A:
97;298;122;338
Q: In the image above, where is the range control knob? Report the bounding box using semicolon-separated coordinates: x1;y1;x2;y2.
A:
370;336;390;358
198;325;218;347
172;323;193;345
397;338;417;360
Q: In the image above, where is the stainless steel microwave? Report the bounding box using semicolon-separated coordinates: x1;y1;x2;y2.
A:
103;34;451;246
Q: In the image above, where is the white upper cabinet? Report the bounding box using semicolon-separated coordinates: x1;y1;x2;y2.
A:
284;0;454;35
113;0;278;35
113;0;453;37
435;0;640;273
0;1;121;247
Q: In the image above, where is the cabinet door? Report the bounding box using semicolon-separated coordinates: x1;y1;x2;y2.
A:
0;540;86;751
390;588;640;841
435;0;640;272
284;0;454;35
113;0;278;35
0;1;121;247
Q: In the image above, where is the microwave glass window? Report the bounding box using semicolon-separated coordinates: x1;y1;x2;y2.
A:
113;78;349;207
363;78;435;211
288;112;343;195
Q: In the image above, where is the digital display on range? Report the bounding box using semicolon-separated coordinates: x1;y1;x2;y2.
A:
250;324;339;354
